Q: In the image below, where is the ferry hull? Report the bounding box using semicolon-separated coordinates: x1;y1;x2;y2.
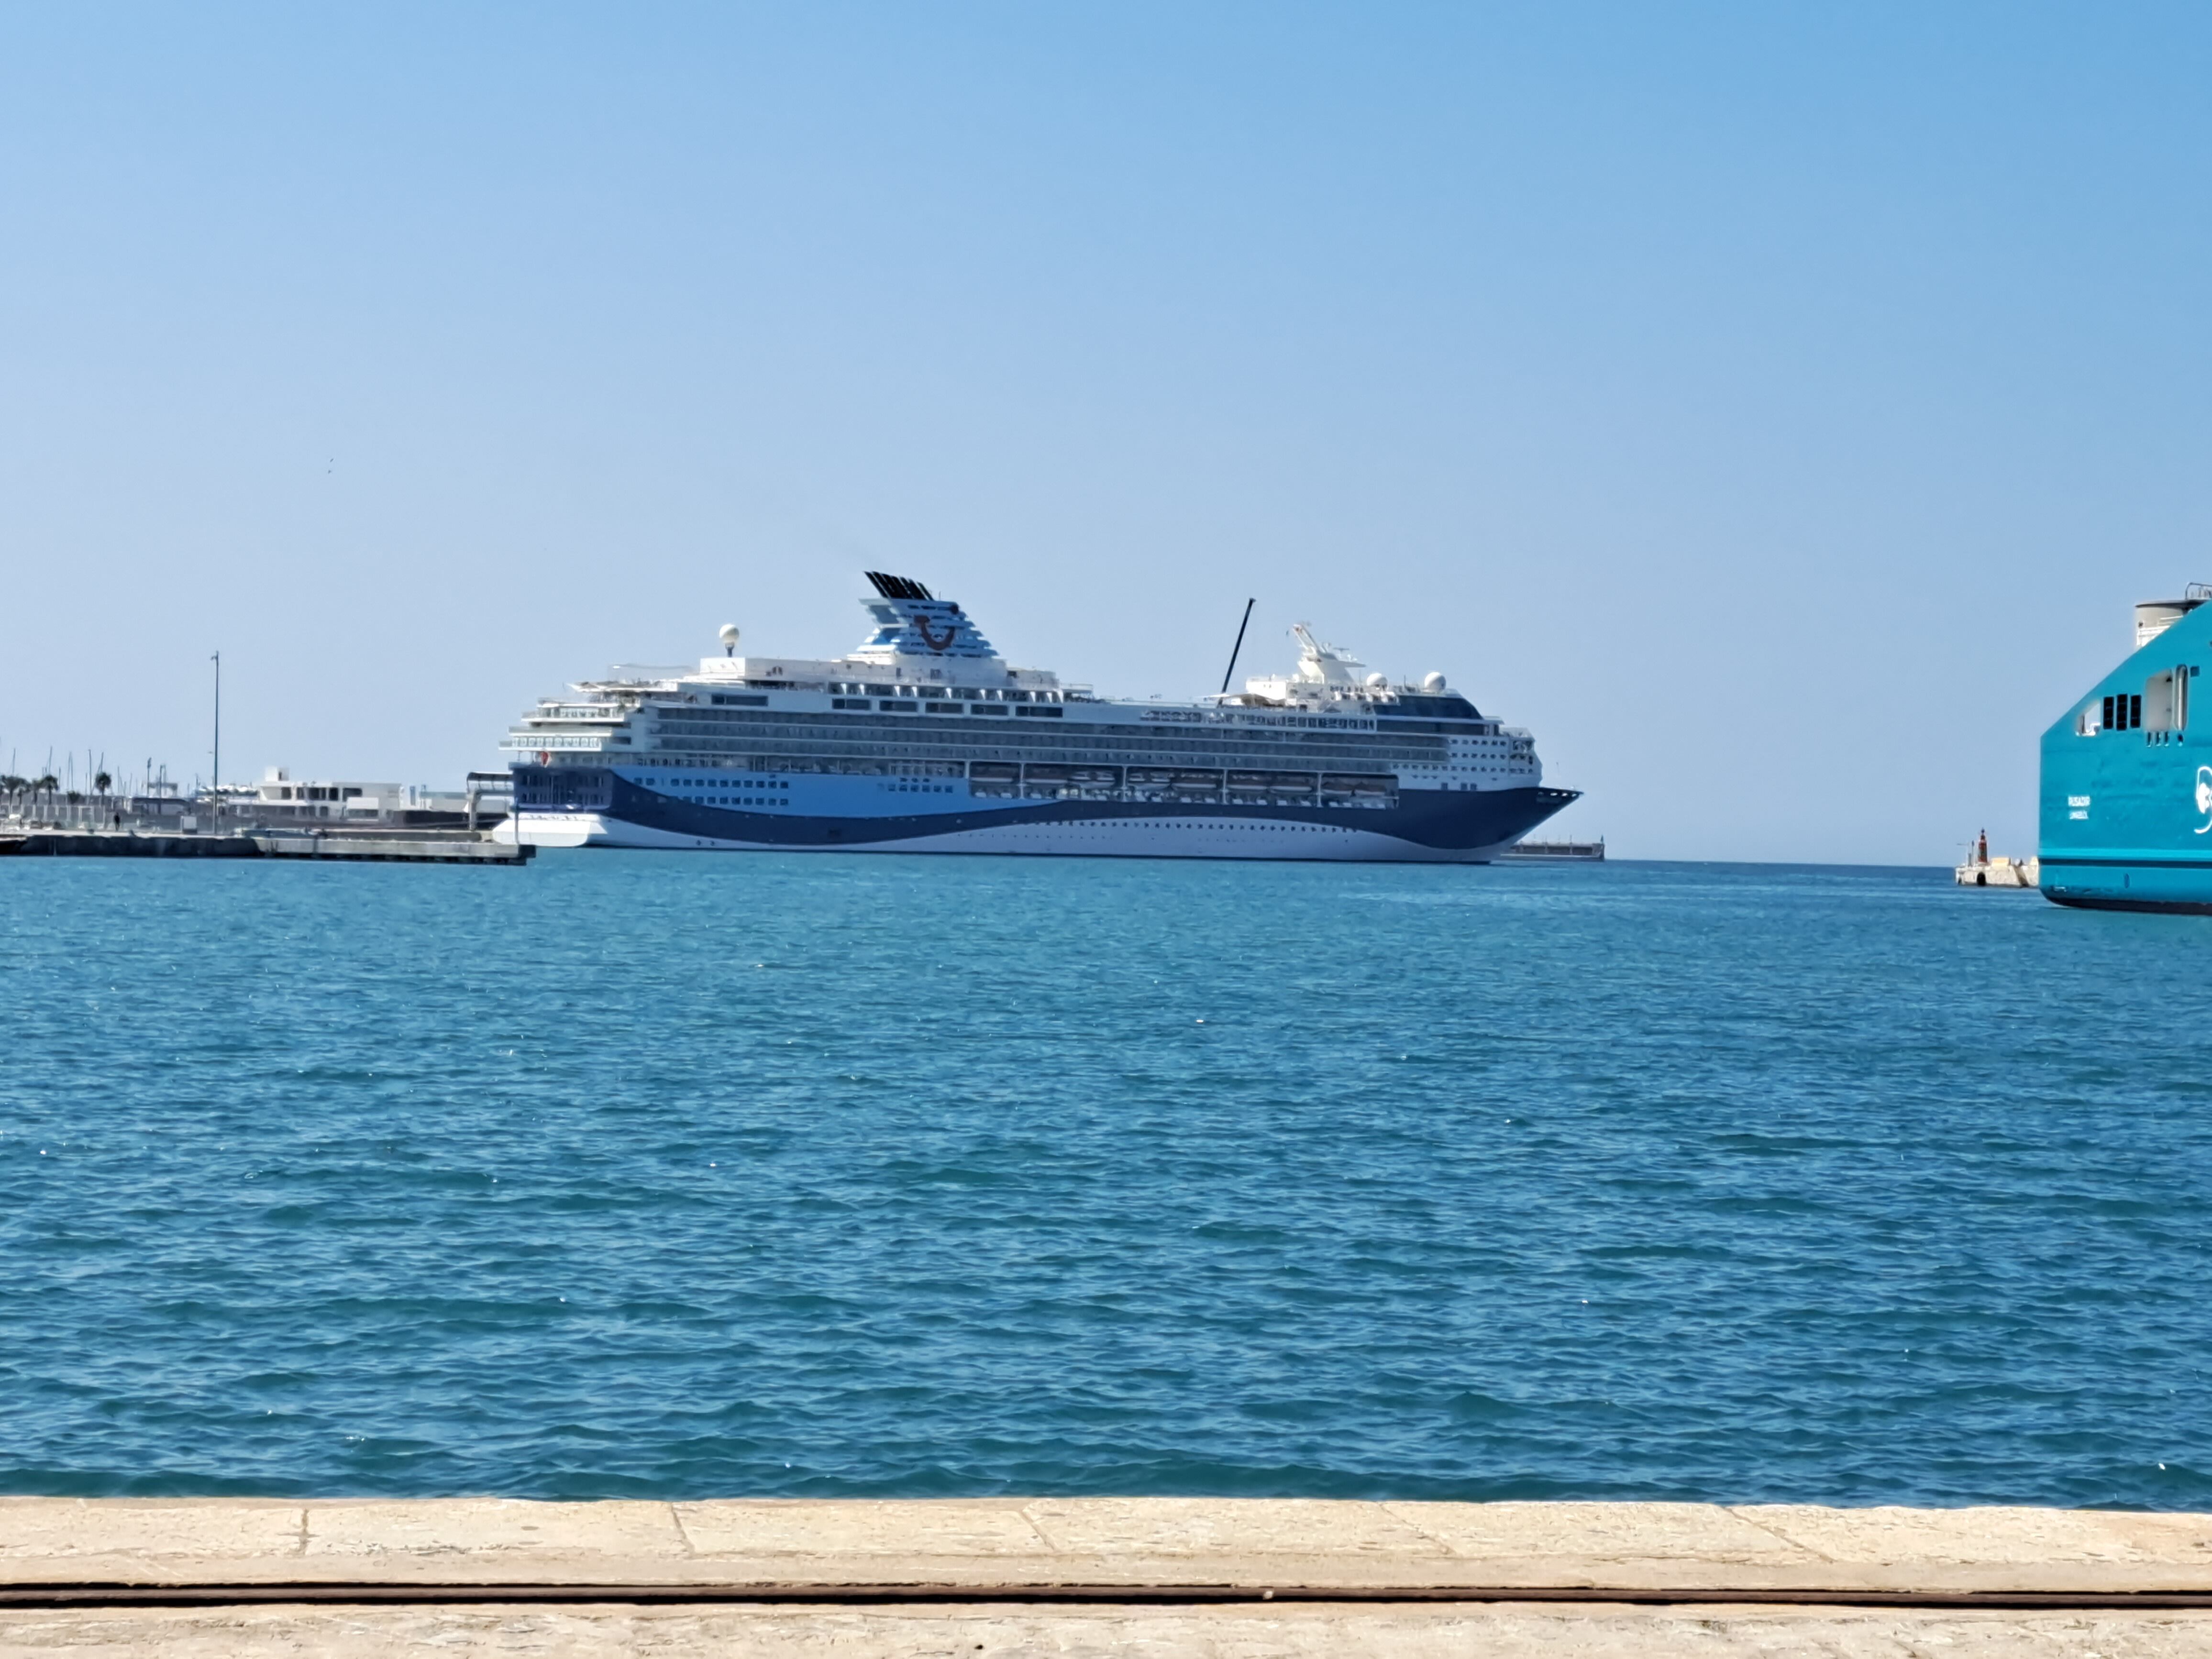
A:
2035;850;2212;914
506;768;1576;863
2039;613;2212;913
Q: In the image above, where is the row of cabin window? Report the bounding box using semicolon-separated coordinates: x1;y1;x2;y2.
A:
650;735;1444;774
829;697;1060;717
721;686;1061;703
828;683;1059;701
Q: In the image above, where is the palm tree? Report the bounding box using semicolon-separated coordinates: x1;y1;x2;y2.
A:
94;770;111;795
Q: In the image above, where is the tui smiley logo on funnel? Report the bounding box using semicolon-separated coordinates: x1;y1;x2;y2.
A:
2196;766;2212;833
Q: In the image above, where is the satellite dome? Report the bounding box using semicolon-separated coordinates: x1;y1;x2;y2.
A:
1422;671;1447;692
718;624;741;646
1366;672;1388;688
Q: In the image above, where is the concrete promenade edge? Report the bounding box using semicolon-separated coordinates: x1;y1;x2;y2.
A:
0;1498;2207;1596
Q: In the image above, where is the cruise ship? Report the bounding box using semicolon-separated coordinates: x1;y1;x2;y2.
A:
500;574;1578;861
2040;585;2212;911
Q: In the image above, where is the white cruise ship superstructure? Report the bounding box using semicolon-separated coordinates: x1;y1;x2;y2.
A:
501;573;1577;861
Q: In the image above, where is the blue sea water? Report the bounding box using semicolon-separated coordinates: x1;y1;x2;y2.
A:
2;853;2209;1507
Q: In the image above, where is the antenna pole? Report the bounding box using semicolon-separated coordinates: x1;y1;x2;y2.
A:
1218;598;1256;696
210;651;221;826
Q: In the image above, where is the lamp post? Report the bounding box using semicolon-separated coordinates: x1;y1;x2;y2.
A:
209;651;221;830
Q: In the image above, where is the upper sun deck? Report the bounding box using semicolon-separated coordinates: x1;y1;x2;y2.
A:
686;571;1064;695
1227;624;1489;723
503;574;1517;755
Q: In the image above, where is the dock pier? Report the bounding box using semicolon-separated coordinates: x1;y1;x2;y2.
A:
0;830;259;858
0;1497;2204;1654
1500;836;1606;861
0;829;531;864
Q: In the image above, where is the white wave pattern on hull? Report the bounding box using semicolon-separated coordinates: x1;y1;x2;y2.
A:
502;812;1509;863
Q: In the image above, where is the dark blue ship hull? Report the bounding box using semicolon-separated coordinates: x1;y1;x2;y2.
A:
513;766;1578;860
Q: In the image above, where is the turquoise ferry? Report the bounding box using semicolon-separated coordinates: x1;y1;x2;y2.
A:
2040;586;2212;912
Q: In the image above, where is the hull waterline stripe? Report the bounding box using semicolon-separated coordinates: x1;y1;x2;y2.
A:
2042;892;2212;916
2040;854;2212;870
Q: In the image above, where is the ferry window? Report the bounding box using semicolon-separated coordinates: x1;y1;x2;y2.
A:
832;697;869;709
879;700;918;712
2132;694;2143;728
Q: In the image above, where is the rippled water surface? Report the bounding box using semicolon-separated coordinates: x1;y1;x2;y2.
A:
3;853;2209;1504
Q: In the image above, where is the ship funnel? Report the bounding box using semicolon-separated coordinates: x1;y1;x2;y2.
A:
852;573;1001;662
2135;586;2210;649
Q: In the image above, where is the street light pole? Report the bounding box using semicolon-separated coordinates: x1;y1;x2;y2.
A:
210;651;221;829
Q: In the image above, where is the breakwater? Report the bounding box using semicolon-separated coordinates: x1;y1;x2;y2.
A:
0;829;529;863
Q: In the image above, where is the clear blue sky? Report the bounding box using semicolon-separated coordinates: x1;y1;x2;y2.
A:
4;2;2208;861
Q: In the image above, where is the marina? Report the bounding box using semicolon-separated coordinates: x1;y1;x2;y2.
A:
1;769;524;862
